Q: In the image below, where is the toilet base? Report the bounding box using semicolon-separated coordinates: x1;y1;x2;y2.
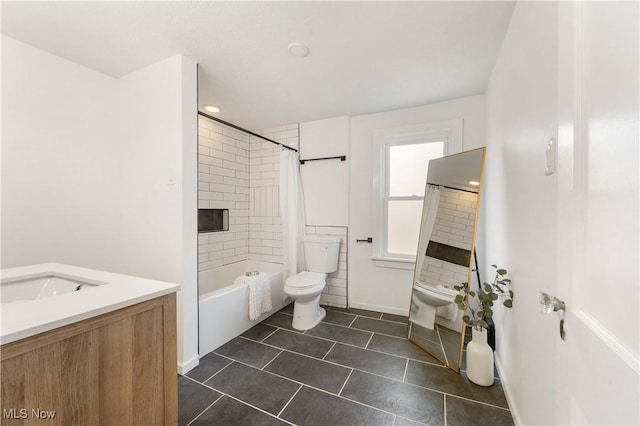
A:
411;296;437;330
292;296;326;331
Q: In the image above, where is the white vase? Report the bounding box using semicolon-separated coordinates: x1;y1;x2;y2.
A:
466;327;494;386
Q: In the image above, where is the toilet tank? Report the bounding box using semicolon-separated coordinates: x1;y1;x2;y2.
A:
303;236;341;273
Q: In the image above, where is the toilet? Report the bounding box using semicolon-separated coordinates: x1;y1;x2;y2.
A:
284;235;341;331
411;282;458;330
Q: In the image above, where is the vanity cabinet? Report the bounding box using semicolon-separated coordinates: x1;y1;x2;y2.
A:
0;293;177;426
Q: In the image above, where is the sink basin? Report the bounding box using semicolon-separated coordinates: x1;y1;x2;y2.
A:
1;275;99;304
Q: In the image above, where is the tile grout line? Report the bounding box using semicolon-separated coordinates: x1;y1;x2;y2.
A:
444;393;511;412
337;368;354;396
364;332;375;349
260;327;280;342
262;314;432;368
239;329;448;374
209;351;511;412
347;315;359;328
276;384;303;418
443;395;447;426
261;349;284;370
322;342;337;360
198;358;234;384
184;363;399;423
185;393;224;426
402;358;409;382
435;326;449;366
181;374;298;426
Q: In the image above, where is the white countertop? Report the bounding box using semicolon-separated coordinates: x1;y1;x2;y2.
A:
1;263;180;345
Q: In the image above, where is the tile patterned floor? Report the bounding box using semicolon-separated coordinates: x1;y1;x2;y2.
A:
179;304;514;426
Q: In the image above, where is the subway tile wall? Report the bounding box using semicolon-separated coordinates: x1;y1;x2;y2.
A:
198;116;250;271
306;226;348;308
248;125;298;264
198;119;349;308
430;188;477;250
419;188;478;289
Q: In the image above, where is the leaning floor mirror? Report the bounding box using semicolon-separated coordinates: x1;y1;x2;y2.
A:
408;147;486;373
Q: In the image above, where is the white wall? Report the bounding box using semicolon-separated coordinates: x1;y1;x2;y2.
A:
300;116;349;227
1;37;199;373
349;95;485;314
1;36;121;270
483;3;559;424
117;55;199;373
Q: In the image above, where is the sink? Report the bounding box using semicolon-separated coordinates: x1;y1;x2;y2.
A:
1;275;99;304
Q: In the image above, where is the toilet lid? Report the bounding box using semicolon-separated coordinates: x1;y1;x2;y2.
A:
286;271;325;289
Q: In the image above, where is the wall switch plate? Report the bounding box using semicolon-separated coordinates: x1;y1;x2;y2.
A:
545;138;556;175
167;167;176;186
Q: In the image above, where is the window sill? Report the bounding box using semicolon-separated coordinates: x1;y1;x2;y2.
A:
372;257;416;270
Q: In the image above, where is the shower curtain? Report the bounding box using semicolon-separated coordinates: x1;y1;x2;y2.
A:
279;149;306;279
414;185;441;282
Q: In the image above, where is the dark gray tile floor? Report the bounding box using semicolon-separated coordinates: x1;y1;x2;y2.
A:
179;304;514;426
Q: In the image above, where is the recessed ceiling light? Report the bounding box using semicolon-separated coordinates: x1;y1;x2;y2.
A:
204;105;221;113
288;42;310;58
469;180;480;186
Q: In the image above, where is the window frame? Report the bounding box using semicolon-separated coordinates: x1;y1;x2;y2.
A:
372;119;463;267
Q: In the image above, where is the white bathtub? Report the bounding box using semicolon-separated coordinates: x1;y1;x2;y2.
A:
198;260;288;356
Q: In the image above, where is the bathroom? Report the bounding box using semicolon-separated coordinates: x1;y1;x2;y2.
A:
1;1;638;426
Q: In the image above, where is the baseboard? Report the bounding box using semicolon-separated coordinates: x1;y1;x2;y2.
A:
348;301;409;317
178;354;199;375
494;355;522;425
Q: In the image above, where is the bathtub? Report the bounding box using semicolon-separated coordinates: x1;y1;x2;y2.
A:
198;260;288;356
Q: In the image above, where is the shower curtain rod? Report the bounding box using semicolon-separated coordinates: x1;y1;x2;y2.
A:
427;183;478;195
197;111;298;152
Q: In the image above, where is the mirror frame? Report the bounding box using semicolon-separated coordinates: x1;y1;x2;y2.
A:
407;147;486;372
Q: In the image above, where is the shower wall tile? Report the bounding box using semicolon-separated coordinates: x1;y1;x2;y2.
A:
248;125;298;264
306;225;348;308
198;116;250;271
430;188;478;250
419;188;478;289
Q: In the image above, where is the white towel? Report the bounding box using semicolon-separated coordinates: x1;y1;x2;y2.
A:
235;272;272;321
436;303;458;322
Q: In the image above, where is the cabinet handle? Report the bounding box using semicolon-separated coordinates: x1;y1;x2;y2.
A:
356;237;373;243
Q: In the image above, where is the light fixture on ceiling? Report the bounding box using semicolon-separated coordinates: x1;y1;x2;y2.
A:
469;180;480;186
203;105;221;113
288;42;310;58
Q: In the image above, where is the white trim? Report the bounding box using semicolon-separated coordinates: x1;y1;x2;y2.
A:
372;257;415;270
348;300;410;317
372;119;463;260
177;354;199;375
574;310;640;375
494;354;521;425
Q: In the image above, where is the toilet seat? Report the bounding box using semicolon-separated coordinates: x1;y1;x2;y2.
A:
414;282;457;298
286;271;326;290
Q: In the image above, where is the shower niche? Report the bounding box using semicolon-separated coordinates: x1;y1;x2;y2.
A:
198;209;229;233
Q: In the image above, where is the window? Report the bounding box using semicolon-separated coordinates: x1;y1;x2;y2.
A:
372;120;463;265
385;141;444;257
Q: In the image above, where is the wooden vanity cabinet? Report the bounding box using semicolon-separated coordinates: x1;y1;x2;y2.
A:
0;293;177;426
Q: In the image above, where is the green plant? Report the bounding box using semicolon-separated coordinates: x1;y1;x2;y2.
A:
454;265;513;330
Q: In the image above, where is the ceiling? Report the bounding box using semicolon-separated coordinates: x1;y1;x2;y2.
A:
1;1;515;131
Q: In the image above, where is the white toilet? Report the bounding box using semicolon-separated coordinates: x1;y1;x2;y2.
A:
411;282;458;330
284;235;341;331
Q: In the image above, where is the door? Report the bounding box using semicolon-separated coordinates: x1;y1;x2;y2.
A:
556;2;639;423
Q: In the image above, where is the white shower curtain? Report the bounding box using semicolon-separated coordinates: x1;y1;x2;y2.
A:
279;149;306;279
415;185;441;282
